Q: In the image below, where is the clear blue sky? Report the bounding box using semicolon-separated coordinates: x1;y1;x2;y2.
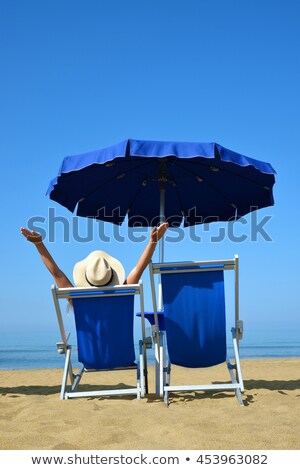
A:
1;0;299;339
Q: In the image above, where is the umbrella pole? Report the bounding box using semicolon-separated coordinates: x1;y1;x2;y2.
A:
158;186;165;311
159;186;165;264
153;185;165;396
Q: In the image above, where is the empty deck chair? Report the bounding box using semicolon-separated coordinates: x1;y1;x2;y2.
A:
52;281;148;400
149;256;244;405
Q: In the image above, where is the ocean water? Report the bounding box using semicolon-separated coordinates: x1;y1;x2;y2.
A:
0;327;299;370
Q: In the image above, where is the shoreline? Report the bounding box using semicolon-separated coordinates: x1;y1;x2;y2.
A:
1;358;300;450
1;355;300;372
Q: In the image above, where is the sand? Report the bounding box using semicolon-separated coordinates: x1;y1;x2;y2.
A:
0;359;299;450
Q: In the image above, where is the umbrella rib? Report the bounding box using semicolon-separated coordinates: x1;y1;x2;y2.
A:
77;159;155;202
173;160;236;207
174;159;272;208
186;159;273;189
166;164;187;217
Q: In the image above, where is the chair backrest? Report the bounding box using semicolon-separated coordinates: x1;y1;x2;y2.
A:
150;258;239;368
161;268;226;368
71;291;135;369
53;283;145;370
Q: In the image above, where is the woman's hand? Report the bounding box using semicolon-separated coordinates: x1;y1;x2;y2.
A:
20;227;43;244
150;222;169;243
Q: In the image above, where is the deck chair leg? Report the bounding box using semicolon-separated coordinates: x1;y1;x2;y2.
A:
159;331;166;397
234;386;244;406
166;361;171;387
143;343;149;396
137;381;141;400
154;337;160;396
232;329;244;392
226;359;244;406
138;340;144;399
137;365;141;400
60;346;72;400
70;366;84;393
164;387;169;406
164;336;170;387
164;363;171;406
227;328;245;406
231;327;245;391
162;333;170;387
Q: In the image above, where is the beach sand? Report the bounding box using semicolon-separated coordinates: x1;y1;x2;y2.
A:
0;359;299;450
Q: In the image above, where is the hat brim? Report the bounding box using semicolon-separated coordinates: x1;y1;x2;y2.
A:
73;250;125;287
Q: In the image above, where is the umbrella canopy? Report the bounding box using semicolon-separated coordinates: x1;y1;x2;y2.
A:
47;139;276;227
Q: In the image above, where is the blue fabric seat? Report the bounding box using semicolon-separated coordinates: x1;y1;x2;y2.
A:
72;292;136;370
161;270;226;368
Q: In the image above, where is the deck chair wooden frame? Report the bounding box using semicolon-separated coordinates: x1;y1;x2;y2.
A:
52;281;148;400
149;256;244;406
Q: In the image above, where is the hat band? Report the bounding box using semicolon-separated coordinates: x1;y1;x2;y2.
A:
85;269;114;287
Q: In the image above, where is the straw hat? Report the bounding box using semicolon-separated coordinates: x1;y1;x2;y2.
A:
73;250;125;287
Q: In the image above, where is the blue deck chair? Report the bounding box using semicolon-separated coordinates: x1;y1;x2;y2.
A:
51;281;148;400
149;256;244;406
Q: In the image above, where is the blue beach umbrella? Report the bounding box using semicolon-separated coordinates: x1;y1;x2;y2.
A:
47;139;276;264
47;139;276;226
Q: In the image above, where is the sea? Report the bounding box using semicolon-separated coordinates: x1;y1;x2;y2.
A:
0;327;299;370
